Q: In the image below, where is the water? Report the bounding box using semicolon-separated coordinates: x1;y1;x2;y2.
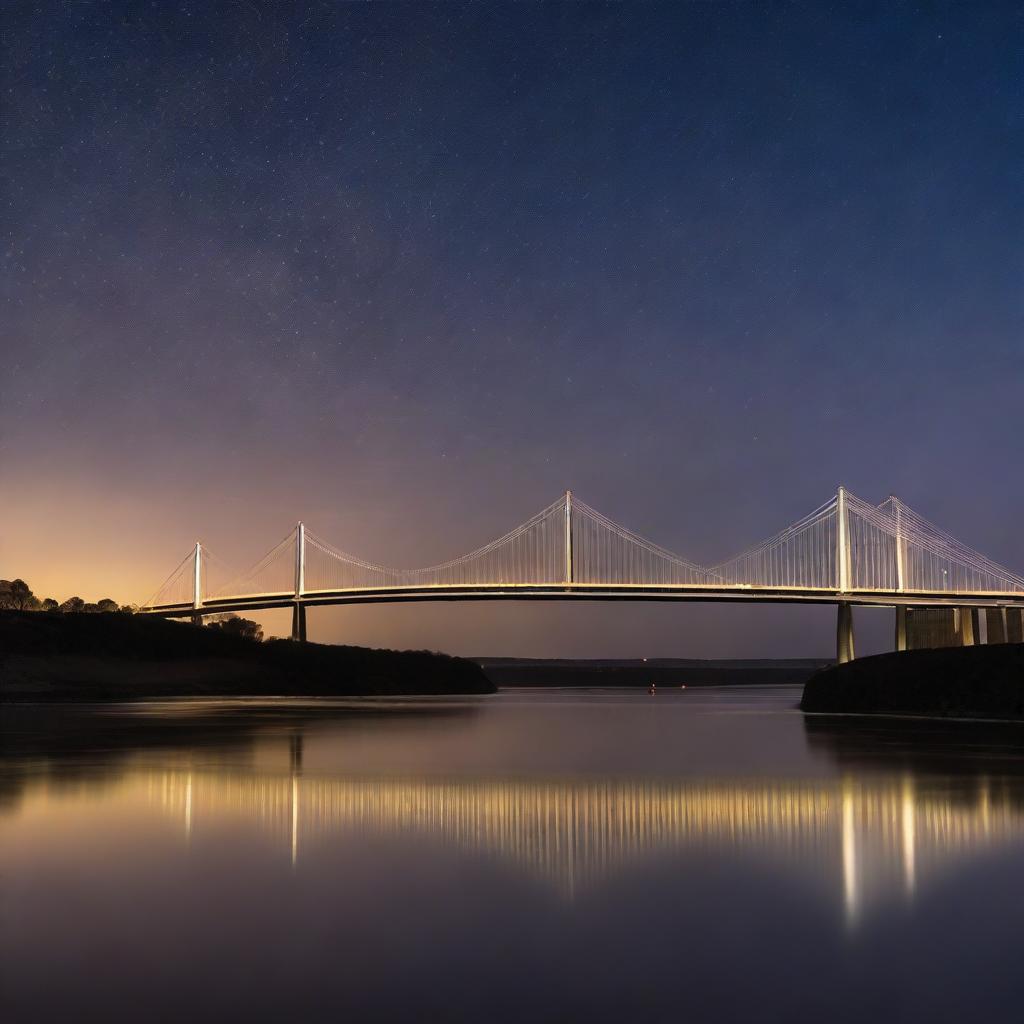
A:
4;686;1024;1023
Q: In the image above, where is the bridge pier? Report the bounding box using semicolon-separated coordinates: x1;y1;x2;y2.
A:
906;608;973;649
291;603;307;642
986;608;1007;645
895;606;907;652
837;602;855;664
1008;608;1024;644
957;607;978;646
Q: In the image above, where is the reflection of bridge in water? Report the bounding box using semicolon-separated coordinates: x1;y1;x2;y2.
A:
150;758;1024;925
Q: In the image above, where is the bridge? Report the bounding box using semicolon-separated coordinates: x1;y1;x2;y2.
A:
142;487;1024;661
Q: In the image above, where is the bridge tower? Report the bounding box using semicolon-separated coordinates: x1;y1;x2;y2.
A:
291;522;307;642
191;542;203;627
893;497;906;594
564;490;573;585
893;496;908;652
836;486;851;595
836;487;855;663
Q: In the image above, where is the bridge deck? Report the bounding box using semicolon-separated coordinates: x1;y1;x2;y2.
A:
144;582;1024;617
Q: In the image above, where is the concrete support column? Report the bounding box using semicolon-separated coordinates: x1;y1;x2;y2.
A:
1007;607;1024;644
895;606;907;652
837;602;856;664
958;607;976;646
291;603;307;642
986;608;1008;645
908;608;959;649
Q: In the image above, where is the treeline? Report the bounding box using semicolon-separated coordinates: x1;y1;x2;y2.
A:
0;579;263;641
0;579;134;615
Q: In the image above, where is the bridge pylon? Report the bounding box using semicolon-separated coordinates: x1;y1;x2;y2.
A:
291;522;307;642
836;486;851;594
564;490;573;585
191;542;203;627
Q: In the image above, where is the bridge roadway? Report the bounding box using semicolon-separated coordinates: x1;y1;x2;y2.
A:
148;582;1024;615
145;584;1024;663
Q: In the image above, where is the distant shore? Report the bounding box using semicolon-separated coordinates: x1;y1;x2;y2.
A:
801;643;1024;720
0;611;494;700
476;656;830;688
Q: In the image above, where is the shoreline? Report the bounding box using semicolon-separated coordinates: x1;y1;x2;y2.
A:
800;643;1024;720
0;611;494;700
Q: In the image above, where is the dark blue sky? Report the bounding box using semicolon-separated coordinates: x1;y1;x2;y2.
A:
5;2;1023;655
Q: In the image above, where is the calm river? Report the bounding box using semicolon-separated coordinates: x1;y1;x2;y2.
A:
4;686;1024;1022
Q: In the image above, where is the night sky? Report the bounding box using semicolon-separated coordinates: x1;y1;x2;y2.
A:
5;2;1023;657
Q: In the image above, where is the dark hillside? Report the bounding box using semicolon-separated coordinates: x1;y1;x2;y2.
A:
801;644;1024;720
0;611;494;699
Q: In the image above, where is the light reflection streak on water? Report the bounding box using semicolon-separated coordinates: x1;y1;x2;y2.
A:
184;771;192;841
841;779;858;925
148;763;1024;925
902;776;915;897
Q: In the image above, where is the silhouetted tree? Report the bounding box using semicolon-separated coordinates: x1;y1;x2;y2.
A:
0;586;130;615
119;604;139;614
207;615;263;642
1;579;40;611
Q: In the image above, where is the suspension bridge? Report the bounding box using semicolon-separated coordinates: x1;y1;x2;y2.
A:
142;487;1024;661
